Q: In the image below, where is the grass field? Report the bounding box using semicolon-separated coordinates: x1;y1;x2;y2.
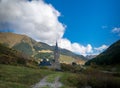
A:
46;73;61;83
0;64;55;88
1;64;120;88
0;64;81;88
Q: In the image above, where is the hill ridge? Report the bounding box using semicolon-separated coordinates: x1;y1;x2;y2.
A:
85;39;120;65
0;32;86;65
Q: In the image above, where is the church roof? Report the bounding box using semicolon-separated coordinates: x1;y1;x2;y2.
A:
54;41;59;51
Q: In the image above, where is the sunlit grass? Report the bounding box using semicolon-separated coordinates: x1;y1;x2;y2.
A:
1;64;120;88
46;73;62;83
0;64;55;88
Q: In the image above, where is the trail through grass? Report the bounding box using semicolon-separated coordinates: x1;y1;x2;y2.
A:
1;64;120;88
46;73;61;83
32;73;62;88
0;64;55;88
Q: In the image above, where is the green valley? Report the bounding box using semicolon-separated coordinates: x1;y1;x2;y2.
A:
0;33;120;88
0;32;86;65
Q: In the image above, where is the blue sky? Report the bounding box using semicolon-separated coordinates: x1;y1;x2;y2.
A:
0;0;120;56
45;0;120;47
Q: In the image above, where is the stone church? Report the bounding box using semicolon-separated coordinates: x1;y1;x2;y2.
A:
53;42;61;70
39;42;61;70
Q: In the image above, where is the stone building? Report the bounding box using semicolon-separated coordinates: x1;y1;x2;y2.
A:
53;42;61;70
38;42;61;70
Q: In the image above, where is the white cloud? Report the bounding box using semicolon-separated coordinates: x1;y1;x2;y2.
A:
0;0;108;56
58;38;93;56
58;38;108;56
0;0;65;45
94;45;108;52
112;27;120;36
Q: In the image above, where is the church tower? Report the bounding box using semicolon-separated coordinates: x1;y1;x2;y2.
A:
54;41;61;70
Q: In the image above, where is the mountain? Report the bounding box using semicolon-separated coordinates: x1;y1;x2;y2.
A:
85;40;120;65
0;32;87;65
86;55;97;59
0;43;35;66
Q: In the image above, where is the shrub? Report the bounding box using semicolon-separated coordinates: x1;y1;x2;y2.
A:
61;63;81;73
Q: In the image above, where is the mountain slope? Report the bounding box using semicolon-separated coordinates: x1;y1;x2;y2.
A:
0;43;33;65
86;55;97;59
0;32;86;64
0;32;36;47
85;40;120;65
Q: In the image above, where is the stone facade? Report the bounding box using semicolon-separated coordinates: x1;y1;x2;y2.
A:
53;42;61;70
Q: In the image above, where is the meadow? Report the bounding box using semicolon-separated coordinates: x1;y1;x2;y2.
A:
0;64;54;88
0;64;120;88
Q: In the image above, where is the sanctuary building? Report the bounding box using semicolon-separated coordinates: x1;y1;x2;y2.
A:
39;42;61;70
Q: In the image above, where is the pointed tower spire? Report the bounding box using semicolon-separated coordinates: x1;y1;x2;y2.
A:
55;41;58;51
53;41;61;70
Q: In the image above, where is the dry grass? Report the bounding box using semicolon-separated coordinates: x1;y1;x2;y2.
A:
59;55;75;64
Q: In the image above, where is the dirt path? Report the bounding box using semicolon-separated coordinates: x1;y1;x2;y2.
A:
32;75;62;88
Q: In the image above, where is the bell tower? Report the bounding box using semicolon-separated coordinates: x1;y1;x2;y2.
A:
54;41;61;70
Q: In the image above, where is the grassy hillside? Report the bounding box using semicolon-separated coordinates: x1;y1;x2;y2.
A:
0;43;37;67
0;32;87;65
0;32;35;48
13;42;33;55
60;49;87;61
85;40;120;65
60;55;75;64
60;55;85;65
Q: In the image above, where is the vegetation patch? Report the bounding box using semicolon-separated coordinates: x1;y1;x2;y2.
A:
0;64;55;88
85;40;120;66
13;42;33;55
46;73;61;83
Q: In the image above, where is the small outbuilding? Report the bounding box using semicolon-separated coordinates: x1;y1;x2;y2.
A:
39;58;51;66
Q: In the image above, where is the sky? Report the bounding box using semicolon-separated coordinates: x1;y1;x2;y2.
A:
0;0;120;56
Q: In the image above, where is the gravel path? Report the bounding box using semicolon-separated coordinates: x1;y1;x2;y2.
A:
32;75;62;88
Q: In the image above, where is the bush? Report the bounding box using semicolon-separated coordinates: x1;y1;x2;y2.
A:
61;63;81;73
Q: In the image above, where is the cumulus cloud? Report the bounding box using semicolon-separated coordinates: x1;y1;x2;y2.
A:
0;0;65;44
94;45;108;53
0;0;107;56
58;38;93;56
112;27;120;36
58;38;108;56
